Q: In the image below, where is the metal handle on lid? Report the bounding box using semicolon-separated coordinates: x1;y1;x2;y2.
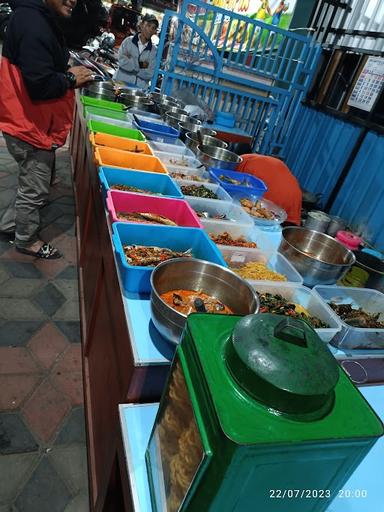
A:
274;318;307;348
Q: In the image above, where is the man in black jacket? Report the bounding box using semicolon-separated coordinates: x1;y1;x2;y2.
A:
0;0;92;259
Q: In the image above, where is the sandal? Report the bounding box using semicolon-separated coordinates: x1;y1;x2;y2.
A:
16;243;62;260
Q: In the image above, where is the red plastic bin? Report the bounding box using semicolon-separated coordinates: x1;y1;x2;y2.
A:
106;190;203;228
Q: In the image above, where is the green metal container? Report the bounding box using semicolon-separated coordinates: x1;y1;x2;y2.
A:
87;120;145;141
146;313;383;512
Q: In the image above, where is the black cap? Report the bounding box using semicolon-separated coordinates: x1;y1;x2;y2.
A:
141;14;159;28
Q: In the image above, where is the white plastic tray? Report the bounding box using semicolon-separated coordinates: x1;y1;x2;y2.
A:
250;282;342;343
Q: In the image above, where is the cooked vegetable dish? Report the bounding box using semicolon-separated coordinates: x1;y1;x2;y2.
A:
160;289;233;315
123;245;191;266
209;231;257;248
181;184;218;199
329;303;384;328
259;293;329;328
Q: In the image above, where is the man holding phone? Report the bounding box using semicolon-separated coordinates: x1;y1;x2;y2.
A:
114;13;158;88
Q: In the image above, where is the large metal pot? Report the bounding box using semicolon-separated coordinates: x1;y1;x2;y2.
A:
279;227;356;287
185;132;228;154
196;144;243;170
165;112;200;129
116;94;155;111
178;122;217;140
116;88;147;98
162;106;188;119
150;258;259;344
85;81;116;94
157;98;184;116
150;92;182;105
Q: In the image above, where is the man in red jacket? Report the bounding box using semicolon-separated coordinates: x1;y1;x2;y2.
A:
0;0;92;258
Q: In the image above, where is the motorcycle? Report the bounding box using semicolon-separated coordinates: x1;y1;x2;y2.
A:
70;32;118;81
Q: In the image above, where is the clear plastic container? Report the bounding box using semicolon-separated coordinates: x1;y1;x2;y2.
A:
185;197;253;225
148;140;188;152
220;246;303;284
168;166;212;182
313;286;384;349
250;282;342;343
177;179;232;202
153;151;201;169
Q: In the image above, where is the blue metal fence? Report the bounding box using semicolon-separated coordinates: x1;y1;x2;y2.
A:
151;0;321;158
285;105;362;207
330;130;384;250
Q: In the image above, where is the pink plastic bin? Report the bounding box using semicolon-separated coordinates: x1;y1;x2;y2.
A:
106;190;203;228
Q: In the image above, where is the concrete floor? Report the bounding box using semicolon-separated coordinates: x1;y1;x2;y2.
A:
0;134;89;511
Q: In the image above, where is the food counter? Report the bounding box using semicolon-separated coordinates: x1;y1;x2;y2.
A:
70;92;384;512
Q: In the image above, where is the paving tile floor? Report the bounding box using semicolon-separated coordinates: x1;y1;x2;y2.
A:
0;134;89;511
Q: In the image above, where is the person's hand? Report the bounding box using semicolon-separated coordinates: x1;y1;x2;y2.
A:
140;61;149;69
67;66;95;88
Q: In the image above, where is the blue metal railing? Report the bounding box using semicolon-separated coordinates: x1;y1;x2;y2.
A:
151;0;321;157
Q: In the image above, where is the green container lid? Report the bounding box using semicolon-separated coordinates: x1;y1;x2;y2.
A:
87;120;146;141
226;314;339;420
80;94;125;111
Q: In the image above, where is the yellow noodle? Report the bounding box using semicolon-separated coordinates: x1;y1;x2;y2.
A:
232;262;287;281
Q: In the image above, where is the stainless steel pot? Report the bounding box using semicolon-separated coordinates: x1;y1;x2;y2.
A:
185;132;228;154
85;81;116;94
150;258;259;344
116;94;155;111
196;144;243;170
279;227;356;287
326;216;346;237
165;112;200;129
162;106;188;119
150;92;182;105
304;210;331;233
157;98;184;116
116;88;147;98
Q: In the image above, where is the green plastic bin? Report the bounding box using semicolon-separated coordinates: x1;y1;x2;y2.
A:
85;106;131;122
80;94;125;111
87;120;146;141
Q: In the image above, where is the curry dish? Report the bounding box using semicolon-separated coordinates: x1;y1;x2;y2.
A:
160;289;233;315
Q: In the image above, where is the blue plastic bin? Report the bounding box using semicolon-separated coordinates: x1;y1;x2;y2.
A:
209;168;268;201
98;166;183;200
214;111;236;127
133;119;180;144
112;223;227;293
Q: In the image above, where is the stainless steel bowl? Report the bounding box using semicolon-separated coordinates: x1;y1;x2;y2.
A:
165;112;200;129
279;227;356;287
157;99;183;116
185;132;228;154
179;122;217;142
81;88;117;101
150;258;259;344
116;94;155;111
116;88;147;98
150;92;183;105
85;81;116;94
196;144;243;170
162;106;188;119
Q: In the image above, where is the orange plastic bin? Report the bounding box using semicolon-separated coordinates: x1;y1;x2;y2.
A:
89;132;154;156
94;146;168;174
